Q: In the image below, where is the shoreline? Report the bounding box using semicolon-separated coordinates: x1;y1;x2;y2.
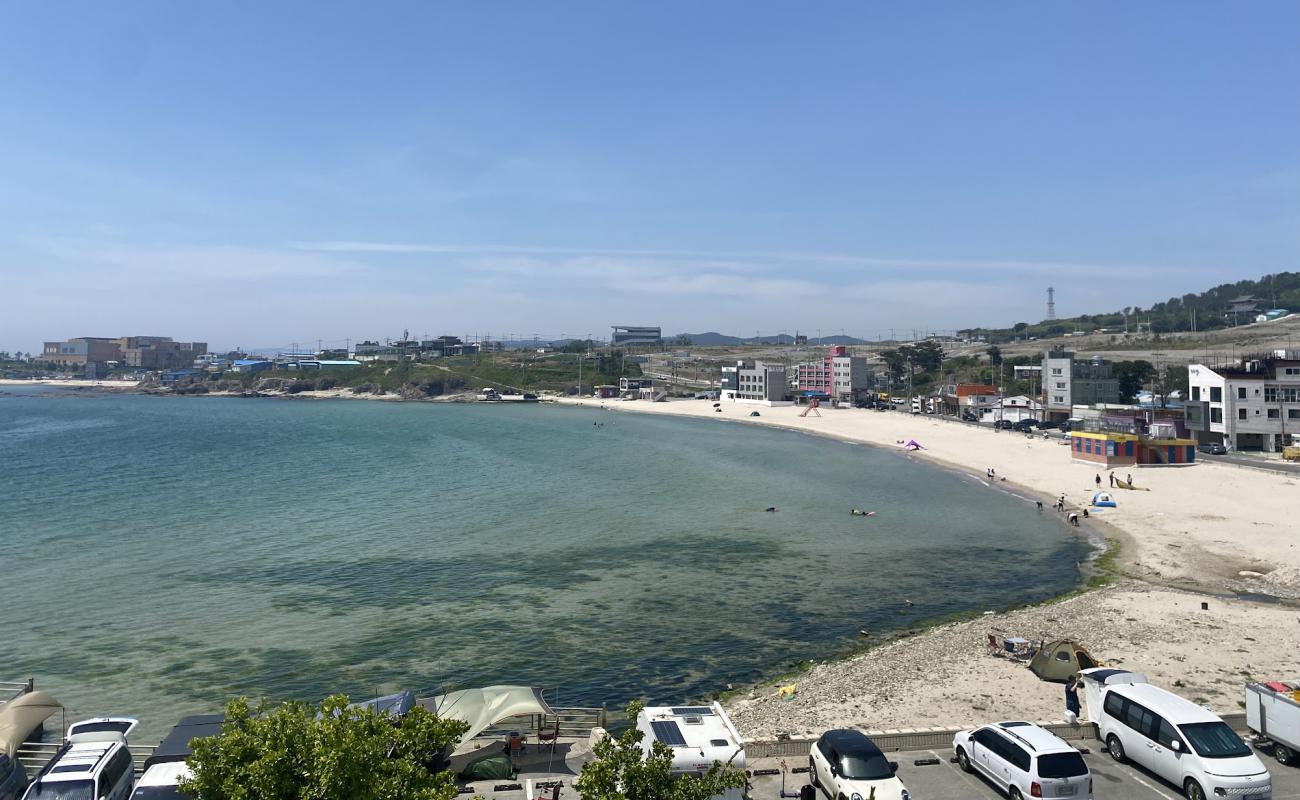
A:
546;397;1300;734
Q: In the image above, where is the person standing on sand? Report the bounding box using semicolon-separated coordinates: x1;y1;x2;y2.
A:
1065;675;1081;724
1109;471;1115;487
1095;473;1101;488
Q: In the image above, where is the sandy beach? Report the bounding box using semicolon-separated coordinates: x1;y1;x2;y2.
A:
554;397;1300;733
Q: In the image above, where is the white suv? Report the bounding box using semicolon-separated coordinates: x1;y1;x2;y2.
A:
809;729;910;800
23;718;138;800
953;721;1092;800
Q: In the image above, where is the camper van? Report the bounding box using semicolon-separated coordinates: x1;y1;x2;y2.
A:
636;703;745;800
1080;669;1271;800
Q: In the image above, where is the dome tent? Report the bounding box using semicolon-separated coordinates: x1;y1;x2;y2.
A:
1029;639;1101;682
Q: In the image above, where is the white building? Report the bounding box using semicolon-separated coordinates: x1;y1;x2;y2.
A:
1042;350;1121;420
720;360;789;405
984;395;1044;423
1186;352;1300;452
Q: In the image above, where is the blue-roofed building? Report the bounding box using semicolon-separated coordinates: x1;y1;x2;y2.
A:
160;368;206;385
230;359;272;374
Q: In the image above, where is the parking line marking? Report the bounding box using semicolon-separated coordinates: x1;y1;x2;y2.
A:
1115;767;1178;799
926;749;989;794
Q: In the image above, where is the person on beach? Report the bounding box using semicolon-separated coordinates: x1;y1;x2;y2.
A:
1068;512;1080;526
1126;473;1133;487
1065;675;1081;723
1036;500;1044;511
1095;473;1102;488
1109;471;1115;487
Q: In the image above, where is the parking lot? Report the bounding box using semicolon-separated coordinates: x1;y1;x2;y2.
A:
745;748;1300;800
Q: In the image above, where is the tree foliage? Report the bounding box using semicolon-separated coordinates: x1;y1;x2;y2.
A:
1111;360;1155;404
574;702;746;800
180;695;469;800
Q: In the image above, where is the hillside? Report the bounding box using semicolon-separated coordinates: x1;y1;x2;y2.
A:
962;271;1299;343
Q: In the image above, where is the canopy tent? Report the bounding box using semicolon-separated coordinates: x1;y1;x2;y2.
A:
1029;640;1102;682
903;439;923;451
419;686;554;747
0;691;62;758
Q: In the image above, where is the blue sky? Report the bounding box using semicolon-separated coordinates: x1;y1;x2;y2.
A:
1;2;1297;351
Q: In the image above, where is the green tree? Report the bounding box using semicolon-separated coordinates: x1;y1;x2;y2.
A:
1012;322;1028;334
575;702;745;800
985;345;1003;366
181;695;469;800
1111;360;1155;404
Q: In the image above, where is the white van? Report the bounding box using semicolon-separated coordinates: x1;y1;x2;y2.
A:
1081;669;1271;800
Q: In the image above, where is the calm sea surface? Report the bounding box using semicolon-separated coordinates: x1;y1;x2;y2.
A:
0;386;1088;742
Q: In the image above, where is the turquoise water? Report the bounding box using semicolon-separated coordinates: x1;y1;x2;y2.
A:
0;386;1088;741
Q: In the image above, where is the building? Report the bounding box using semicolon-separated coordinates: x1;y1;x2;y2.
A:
611;325;662;347
1069;418;1196;467
160;368;207;385
991;395;1044;424
1013;365;1042;381
619;377;653;392
116;337;208;369
720;360;788;405
1185;352;1300;452
795;346;870;402
229;359;273;374
1041;350;1121;420
1225;295;1263;325
42;337;123;366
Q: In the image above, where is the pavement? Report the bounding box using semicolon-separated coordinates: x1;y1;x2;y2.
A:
743;750;1300;800
464;748;1300;800
1200;452;1300;476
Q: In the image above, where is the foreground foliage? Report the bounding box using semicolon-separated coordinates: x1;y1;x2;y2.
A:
180;695;468;800
575;702;746;800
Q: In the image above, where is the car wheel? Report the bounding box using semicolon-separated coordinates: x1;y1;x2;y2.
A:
808;758;819;788
1184;778;1206;800
1009;788;1024;800
1107;734;1126;763
1276;743;1295;765
956;747;972;773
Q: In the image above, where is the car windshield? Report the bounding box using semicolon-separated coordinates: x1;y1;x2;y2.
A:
839;753;893;780
1037;752;1088;778
1179;722;1252;758
26;780;95;800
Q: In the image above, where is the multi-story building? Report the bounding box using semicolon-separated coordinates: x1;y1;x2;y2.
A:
1041;350;1120;420
610;325;662;347
42;337;123;366
115;337;207;369
795;346;870;402
1185;352;1300;452
720;360;788;405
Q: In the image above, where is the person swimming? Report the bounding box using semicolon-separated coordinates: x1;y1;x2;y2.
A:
765;506;778;512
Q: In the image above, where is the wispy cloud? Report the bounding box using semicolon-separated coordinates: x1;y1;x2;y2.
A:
290;239;1211;277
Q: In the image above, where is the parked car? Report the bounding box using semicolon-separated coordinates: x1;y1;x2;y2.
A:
961;411;979;422
953;721;1091;800
22;718;138;800
1037;420;1061;431
809;729;910;800
132;713;224;799
1085;670;1271;800
1013;419;1039;432
1198;442;1227;455
994;420;1014;430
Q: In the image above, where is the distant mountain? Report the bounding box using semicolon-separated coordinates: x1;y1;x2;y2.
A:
675;332;869;347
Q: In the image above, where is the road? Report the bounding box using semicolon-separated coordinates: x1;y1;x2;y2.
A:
1200;452;1300;476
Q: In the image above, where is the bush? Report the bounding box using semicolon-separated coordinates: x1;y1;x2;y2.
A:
316;377;338;391
352;383;373;395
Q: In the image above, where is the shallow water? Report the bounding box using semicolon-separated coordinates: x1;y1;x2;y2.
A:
0;387;1088;742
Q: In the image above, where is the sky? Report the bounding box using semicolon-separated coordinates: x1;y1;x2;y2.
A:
1;2;1297;352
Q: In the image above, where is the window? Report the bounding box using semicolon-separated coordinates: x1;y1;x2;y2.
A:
1191;386;1201;401
1211;408;1222;423
1104;692;1125;720
1268;409;1279;419
1238;387;1247;399
101;748;132;791
1053;395;1064;404
1051;368;1062;376
1178;721;1252;758
838;751;894;780
1155;718;1181;750
1239;409;1247;420
1037;752;1088;778
1124;700;1155;737
1290;409;1300;420
1210;387;1223;402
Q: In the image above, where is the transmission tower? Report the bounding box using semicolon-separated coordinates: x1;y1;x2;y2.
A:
1046;287;1056;321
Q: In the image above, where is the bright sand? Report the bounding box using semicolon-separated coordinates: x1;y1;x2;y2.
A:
556;397;1300;734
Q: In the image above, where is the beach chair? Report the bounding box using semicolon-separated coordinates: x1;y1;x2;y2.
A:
986;633;1001;656
537;717;560;755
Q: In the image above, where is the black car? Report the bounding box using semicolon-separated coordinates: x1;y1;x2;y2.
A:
1037;420;1060;430
993;419;1014;430
961;411;978;422
1013;419;1039;432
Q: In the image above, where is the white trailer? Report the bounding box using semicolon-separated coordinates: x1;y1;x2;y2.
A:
636;702;745;800
1246;681;1300;766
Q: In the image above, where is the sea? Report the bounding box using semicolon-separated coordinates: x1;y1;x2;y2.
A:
0;386;1090;743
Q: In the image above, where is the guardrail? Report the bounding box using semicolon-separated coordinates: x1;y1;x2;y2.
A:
0;679;33;703
17;742;157;777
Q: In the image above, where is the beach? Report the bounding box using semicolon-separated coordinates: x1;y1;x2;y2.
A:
555;397;1300;733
